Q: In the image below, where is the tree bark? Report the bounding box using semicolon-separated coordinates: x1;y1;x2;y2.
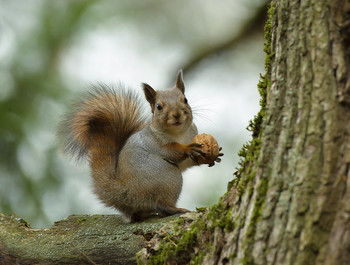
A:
0;213;189;265
139;0;350;264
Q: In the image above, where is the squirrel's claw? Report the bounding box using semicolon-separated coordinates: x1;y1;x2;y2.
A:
208;147;223;167
218;147;224;157
208;157;221;167
189;143;207;155
188;143;207;164
217;147;224;159
190;149;207;160
190;142;203;148
188;143;223;166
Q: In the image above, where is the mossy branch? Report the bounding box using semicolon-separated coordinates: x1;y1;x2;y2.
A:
0;213;181;265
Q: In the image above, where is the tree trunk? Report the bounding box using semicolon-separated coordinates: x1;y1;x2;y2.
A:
139;0;350;264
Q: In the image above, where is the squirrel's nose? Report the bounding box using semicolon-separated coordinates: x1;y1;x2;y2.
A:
172;112;181;119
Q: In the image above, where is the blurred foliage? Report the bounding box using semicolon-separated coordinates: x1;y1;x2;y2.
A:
0;0;266;227
0;0;99;226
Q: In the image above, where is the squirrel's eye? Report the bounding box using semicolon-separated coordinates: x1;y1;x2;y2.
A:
156;104;163;110
184;98;188;104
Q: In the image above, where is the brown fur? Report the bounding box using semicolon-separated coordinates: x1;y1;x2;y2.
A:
59;85;146;161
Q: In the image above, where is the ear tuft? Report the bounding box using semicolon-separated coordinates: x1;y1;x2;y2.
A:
142;83;157;110
175;69;185;94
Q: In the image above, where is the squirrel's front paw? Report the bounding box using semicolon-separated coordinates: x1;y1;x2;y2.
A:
191;134;224;167
187;143;208;163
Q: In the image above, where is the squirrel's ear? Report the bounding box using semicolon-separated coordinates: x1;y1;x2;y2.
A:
143;83;157;109
175;69;185;94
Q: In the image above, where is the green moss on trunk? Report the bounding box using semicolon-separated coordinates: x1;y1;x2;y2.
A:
138;3;275;264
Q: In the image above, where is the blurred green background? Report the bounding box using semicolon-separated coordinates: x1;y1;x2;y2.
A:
0;0;266;227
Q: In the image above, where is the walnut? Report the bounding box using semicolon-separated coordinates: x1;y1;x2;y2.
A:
192;133;221;166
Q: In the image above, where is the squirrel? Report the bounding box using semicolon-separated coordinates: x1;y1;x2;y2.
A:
59;70;222;222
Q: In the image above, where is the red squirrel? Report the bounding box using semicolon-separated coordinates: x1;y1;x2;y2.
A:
59;70;223;222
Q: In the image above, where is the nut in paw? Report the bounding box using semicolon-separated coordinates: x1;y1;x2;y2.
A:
192;133;223;166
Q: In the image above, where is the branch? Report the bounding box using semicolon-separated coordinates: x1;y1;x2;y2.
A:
0;213;182;265
181;2;268;74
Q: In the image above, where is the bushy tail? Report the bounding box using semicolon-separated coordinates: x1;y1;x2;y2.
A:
58;85;146;169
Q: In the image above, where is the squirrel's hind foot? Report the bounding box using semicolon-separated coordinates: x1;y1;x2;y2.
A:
129;206;189;222
157;205;190;217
